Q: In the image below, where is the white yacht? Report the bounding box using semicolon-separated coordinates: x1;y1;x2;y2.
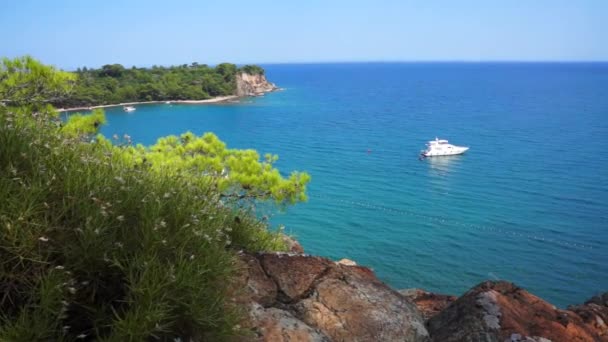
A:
421;138;469;157
123;106;136;112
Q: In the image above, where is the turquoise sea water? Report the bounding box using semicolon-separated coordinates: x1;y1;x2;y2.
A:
95;63;607;307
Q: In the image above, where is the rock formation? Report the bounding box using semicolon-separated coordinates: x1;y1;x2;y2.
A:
426;281;608;342
234;252;429;342
232;240;607;341
235;72;278;97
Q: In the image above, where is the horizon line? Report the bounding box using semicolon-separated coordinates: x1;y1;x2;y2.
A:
254;59;608;65
57;59;608;71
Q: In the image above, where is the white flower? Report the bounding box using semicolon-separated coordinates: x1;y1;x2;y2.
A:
55;265;65;270
116;215;125;222
76;333;87;339
38;236;49;242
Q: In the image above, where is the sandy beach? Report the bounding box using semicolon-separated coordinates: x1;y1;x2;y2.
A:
56;95;240;112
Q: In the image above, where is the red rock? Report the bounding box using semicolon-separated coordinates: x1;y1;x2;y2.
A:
427;281;608;342
399;289;457;321
295;267;429;341
258;253;332;302
235;253;278;307
568;292;608;339
238;253;429;341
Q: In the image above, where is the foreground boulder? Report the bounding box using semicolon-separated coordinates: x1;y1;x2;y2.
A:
236;252;430;342
427;281;608;342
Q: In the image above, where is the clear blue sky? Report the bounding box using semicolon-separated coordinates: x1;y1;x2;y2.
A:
1;0;606;69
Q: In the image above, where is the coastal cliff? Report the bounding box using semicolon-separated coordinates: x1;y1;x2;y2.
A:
236;72;278;96
236;243;608;342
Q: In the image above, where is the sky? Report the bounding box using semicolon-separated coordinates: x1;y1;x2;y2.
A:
1;0;607;69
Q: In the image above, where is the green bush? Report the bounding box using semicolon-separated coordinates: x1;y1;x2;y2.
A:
0;57;299;341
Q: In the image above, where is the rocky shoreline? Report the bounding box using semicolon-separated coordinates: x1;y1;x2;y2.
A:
55;96;240;113
236;243;607;341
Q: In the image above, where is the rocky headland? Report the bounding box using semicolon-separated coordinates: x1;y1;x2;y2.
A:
235;72;279;96
235;242;608;341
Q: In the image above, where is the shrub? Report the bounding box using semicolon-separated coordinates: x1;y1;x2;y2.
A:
0;81;290;340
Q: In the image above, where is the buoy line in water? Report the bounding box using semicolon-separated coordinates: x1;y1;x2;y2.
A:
309;193;595;250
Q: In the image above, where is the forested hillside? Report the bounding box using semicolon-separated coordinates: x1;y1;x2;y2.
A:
54;62;265;108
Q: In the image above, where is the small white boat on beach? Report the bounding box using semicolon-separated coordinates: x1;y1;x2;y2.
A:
123;106;136;112
165;101;171;104
421;138;469;157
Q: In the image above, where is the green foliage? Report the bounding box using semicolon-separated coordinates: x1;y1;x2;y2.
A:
0;57;302;340
99;64;125;78
0;56;76;110
239;65;265;75
55;62;266;108
112;131;310;206
61;108;107;137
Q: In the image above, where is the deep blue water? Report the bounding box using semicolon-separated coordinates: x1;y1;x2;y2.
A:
94;63;607;307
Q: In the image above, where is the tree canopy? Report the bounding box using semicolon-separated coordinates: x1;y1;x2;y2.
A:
0;56;76;108
105;132;310;205
53;62;265;108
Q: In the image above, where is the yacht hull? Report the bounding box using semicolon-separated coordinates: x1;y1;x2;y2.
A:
422;147;469;157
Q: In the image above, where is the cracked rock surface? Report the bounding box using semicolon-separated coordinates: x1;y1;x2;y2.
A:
235;252;430;342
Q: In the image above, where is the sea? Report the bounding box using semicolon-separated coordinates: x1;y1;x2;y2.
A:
94;63;608;307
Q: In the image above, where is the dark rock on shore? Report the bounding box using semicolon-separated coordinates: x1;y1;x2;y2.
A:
232;244;607;341
426;281;608;342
